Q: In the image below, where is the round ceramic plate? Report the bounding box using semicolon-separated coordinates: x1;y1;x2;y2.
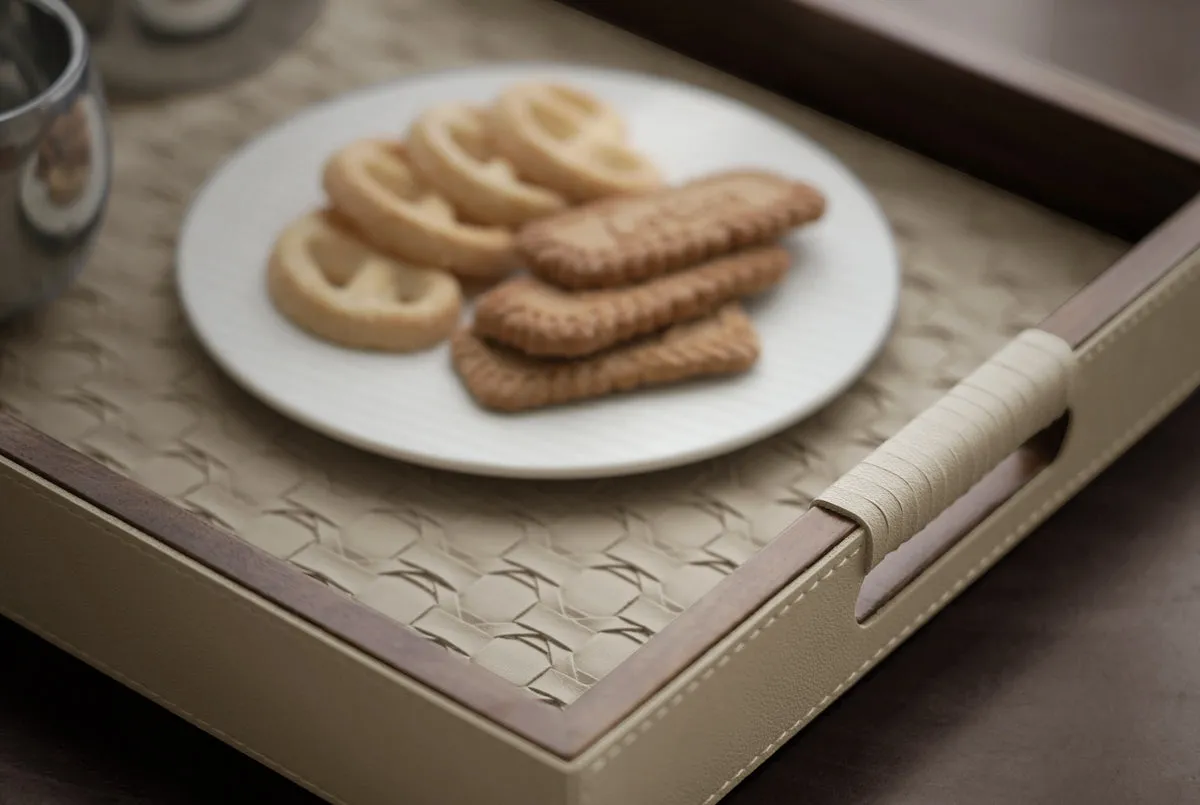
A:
177;63;900;480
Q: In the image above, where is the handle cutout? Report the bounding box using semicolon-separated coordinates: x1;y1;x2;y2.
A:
855;412;1070;622
814;329;1075;571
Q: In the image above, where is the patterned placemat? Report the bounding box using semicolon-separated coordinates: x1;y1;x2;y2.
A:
0;0;1126;705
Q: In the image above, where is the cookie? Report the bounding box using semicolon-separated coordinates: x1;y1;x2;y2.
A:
489;82;662;202
472;245;789;357
452;303;760;412
322;138;517;282
267;209;463;352
406;103;568;227
517;170;826;290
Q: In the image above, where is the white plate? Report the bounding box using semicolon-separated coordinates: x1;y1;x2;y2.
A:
177;63;900;480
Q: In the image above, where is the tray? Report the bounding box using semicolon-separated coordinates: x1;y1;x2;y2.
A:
4;1;1200;804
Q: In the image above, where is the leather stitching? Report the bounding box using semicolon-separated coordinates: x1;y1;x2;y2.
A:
0;606;350;805
4;250;1197;804
2;473;365;805
693;361;1200;805
583;251;1200;804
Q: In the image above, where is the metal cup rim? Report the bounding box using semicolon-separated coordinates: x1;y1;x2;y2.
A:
0;0;90;124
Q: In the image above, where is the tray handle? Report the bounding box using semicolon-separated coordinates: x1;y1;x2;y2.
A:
813;328;1076;571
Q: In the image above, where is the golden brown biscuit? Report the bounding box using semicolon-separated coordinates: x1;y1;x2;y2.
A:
452;303;760;412
267;209;462;352
473;245;789;357
517;170;826;290
406;103;568;227
322;138;516;281
489;82;662;202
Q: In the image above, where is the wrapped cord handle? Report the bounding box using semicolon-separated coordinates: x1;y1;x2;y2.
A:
814;329;1075;570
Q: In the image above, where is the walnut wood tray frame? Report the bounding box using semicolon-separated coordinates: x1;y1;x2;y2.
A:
5;0;1200;790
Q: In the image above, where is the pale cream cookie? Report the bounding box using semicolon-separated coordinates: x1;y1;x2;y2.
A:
322;138;516;282
406;103;568;227
267;209;462;353
488;82;662;202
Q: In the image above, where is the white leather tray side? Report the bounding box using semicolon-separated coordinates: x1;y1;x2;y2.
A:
0;461;571;805
577;246;1200;805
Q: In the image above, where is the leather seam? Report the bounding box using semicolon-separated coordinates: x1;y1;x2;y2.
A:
0;603;350;805
15;360;1196;805
4;254;1196;804
692;361;1200;805
2;471;388;805
586;544;864;780
583;253;1200;801
1079;247;1200;364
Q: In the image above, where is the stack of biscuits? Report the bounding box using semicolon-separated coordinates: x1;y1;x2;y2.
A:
452;170;827;412
262;79;828;414
266;81;663;354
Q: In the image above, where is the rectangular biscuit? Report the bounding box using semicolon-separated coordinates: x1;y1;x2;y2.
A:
515;170;825;290
471;245;790;358
451;303;761;412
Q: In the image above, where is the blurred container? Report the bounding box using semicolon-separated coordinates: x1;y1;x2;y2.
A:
0;0;111;322
63;0;324;101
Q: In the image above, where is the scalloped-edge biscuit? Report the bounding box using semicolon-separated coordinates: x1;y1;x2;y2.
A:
488;82;662;203
406;103;568;227
451;303;760;412
267;209;463;353
322;138;517;282
472;245;789;357
516;170;825;290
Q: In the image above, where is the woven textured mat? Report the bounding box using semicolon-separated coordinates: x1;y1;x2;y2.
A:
0;0;1125;706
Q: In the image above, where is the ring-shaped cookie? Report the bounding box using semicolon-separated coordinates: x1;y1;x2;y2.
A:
267;209;463;352
406;103;568;227
489;82;662;202
322;139;516;281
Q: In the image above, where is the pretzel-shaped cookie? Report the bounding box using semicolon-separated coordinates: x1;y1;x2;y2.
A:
406;103;568;227
489;82;662;202
322;139;516;281
267;209;462;352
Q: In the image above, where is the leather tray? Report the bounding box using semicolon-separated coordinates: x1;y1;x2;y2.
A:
3;1;1200;804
